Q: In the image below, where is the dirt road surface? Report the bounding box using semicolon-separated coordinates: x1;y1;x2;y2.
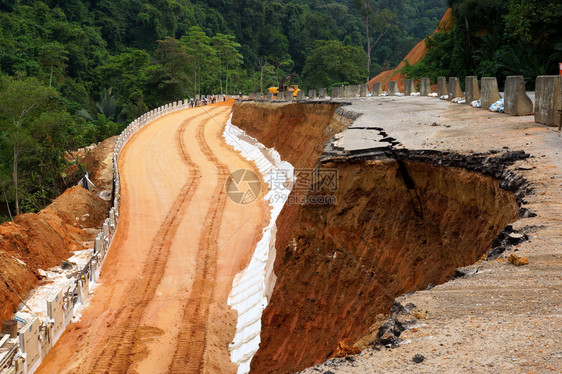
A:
37;101;268;374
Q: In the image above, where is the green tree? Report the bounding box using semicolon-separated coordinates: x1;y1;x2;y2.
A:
0;77;56;214
212;33;242;95
302;40;367;89
180;26;216;97
156;37;193;97
352;0;396;81
39;43;69;88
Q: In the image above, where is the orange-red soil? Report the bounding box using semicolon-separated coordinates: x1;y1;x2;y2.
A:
367;8;454;91
0;186;109;321
37;101;269;374
231;102;519;373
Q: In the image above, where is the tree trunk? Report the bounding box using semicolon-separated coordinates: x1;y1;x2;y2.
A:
365;18;371;82
2;185;13;221
219;60;223;95
13;144;19;215
226;65;229;95
49;64;53;88
260;65;263;94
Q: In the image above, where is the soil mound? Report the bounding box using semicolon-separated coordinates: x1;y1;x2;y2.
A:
0;186;109;321
64;136;117;192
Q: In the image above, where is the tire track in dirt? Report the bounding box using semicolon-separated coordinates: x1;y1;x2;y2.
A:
169;106;231;373
88;111;209;374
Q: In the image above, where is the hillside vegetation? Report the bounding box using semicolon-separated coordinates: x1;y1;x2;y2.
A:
401;0;562;88
0;0;446;220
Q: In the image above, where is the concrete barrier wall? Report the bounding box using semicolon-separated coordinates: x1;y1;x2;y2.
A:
448;77;463;100
372;82;383;96
47;288;66;342
481;77;502;109
420;78;432;96
318;88;327;98
360;84;369;97
344;85;359;98
465;76;480;103
39;323;52;360
308;90;316;99
404;79;416;96
437;77;447;96
388;81;398;95
505;76;533;116
18;317;41;373
332;86;342;98
535;75;561;127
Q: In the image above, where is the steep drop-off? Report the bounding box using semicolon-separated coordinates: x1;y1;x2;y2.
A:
231;101;351;263
231;102;520;373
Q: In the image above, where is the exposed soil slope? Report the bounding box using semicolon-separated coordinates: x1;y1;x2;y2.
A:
367;8;454;91
231;102;351;255
231;102;519;373
0;186;109;321
63;136;117;191
252;160;518;373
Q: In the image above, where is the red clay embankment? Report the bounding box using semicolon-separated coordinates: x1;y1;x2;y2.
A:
231;102;520;373
367;8;454;91
0;186;109;320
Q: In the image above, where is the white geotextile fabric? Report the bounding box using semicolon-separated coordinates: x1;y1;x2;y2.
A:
223;116;294;374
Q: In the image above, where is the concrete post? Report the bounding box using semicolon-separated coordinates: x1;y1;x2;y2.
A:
448;77;463;100
94;234;102;255
331;87;338;98
535;75;561;127
285;90;293;101
296;90;305;100
420;78;432;96
437;77;447;96
344;85;356;98
404;79;416;96
465;76;480;104
372;82;383;96
109;208;116;227
102;220;109;239
318;88;327;98
481;77;502;109
308;90;316;99
388;81;398;95
504;76;533;116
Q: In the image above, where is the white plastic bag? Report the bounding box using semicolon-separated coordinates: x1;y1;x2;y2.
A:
489;98;504;112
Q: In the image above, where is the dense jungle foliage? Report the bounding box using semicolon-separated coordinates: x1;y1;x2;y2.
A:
0;0;446;218
401;0;562;89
